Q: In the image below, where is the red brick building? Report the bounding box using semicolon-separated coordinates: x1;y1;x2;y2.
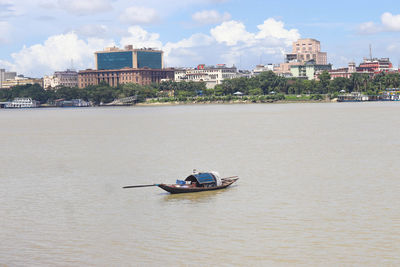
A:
328;58;396;80
78;68;175;88
359;58;393;72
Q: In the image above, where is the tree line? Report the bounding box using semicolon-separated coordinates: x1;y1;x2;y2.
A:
1;71;399;104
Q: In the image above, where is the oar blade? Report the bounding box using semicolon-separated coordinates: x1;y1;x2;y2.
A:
122;184;158;189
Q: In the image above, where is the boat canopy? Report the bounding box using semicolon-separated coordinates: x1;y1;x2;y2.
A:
185;172;222;186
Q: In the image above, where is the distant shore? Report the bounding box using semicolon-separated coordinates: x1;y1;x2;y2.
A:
0;98;336;109
135;99;334;106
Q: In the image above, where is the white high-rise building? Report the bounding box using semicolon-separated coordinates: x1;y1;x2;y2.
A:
43;69;78;89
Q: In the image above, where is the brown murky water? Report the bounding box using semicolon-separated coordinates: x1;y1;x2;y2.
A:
1;103;399;266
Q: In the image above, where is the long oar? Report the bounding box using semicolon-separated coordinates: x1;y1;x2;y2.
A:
222;176;239;180
123;184;159;189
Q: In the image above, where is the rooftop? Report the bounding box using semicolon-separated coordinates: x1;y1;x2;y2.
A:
96;45;163;54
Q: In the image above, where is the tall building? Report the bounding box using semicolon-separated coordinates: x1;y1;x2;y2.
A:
288;38;327;65
43;69;78;89
174;64;238;89
0;69;17;89
78;45;173;88
275;38;328;77
95;45;163;70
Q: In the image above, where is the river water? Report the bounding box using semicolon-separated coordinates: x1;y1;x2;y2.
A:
1;103;399;266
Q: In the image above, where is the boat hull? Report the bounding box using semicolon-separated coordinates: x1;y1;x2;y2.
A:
158;178;238;194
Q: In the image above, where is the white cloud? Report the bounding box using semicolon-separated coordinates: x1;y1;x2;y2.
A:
359;12;400;34
119;6;159;25
0;18;300;76
3;32;114;76
209;18;299;47
58;0;112;15
167;18;299;68
165;33;214;51
164;33;214;66
209;19;300;67
210;20;254;46
120;26;163;49
256;18;300;45
1;26;164;76
192;10;231;24
381;12;400;31
358;21;381;34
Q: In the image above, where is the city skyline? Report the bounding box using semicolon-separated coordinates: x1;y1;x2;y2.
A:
1;0;400;77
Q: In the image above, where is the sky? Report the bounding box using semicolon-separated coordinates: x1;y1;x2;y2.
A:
1;0;400;77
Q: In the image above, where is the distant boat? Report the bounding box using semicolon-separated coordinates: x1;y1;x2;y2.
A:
55;99;90;107
337;92;369;102
5;98;40;108
123;171;239;194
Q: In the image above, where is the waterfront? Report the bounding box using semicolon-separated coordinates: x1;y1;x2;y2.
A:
1;103;400;266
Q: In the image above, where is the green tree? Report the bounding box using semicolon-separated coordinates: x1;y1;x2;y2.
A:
86;83;115;104
350;73;363;92
329;77;351;93
317;71;331;94
249;87;263;95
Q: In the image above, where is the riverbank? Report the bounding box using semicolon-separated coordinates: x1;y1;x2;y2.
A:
136;99;333;106
0;96;336;109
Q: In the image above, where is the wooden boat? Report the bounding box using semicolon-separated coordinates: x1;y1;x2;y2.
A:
123;171;239;194
158;176;239;194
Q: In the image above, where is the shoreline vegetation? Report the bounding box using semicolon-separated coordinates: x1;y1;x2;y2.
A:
135;95;331;107
1;70;399;107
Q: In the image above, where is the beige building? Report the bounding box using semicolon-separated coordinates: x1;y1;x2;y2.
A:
1;76;43;89
43;70;78;89
290;38;327;65
275;38;328;76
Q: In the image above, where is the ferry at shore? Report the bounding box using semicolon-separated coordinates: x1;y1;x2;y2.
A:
1;98;40;108
338;89;400;102
337;92;369;102
55;99;91;107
